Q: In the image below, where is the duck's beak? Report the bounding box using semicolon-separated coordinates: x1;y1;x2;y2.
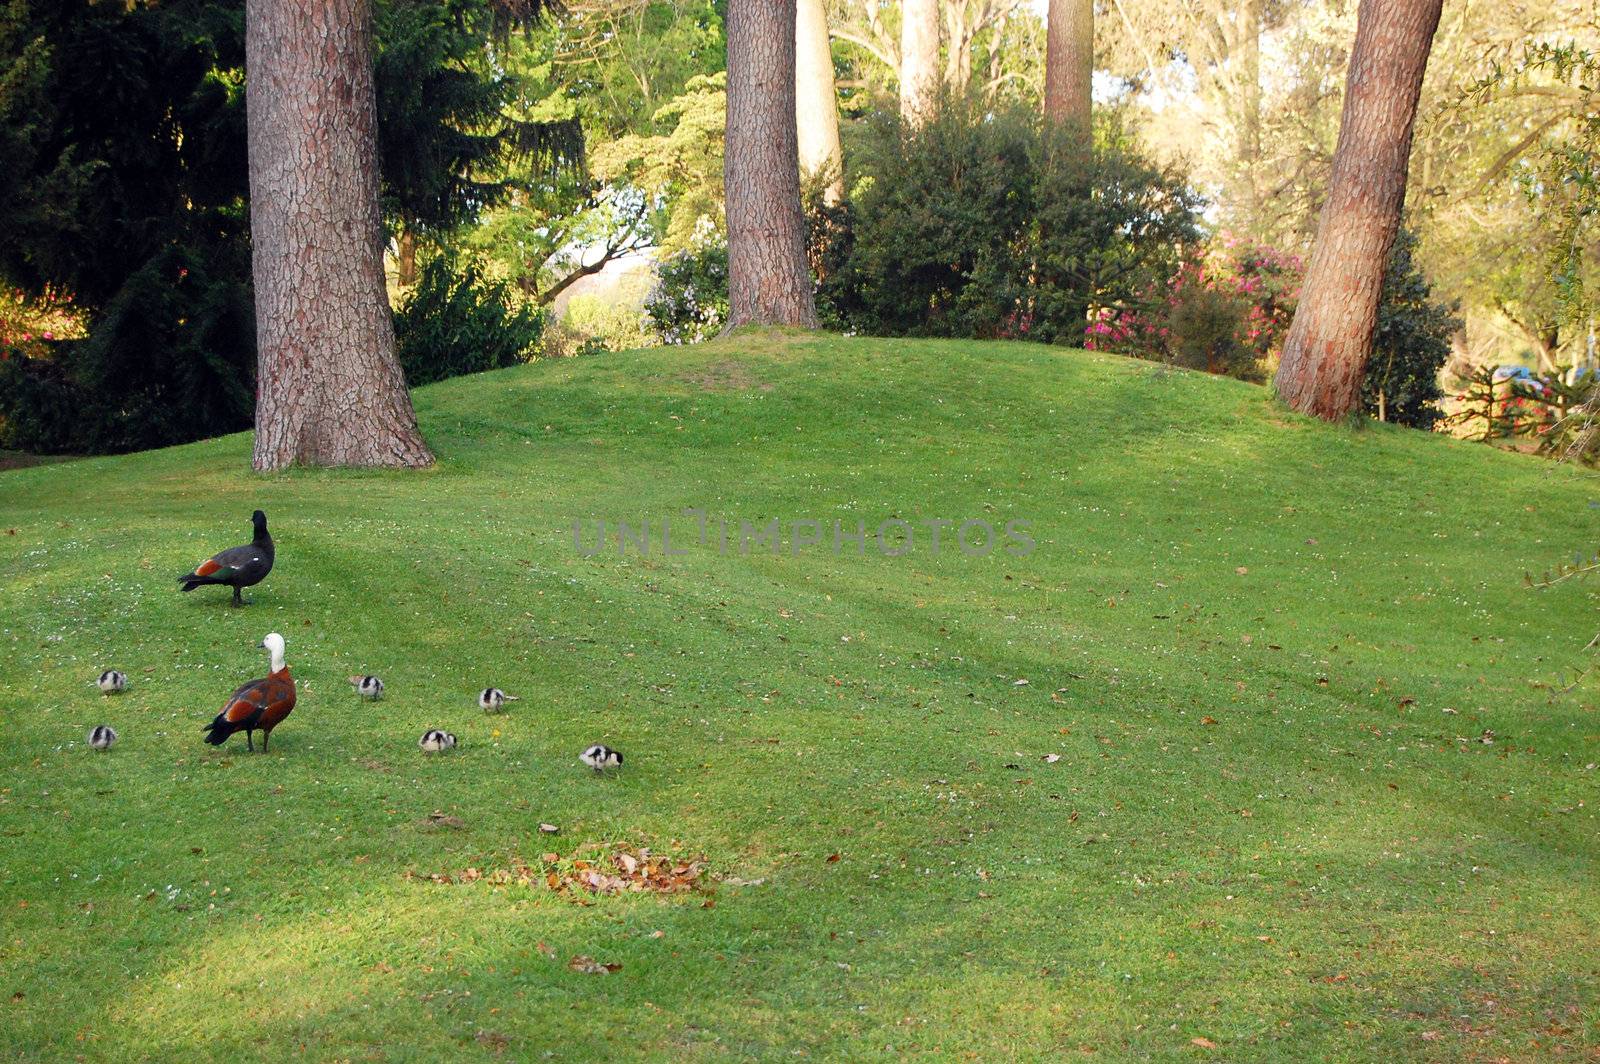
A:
257;640;266;648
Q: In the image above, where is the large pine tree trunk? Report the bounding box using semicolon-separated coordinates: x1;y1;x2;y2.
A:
246;0;433;470
796;0;844;203
1272;0;1442;421
899;0;939;123
725;0;820;329
1043;0;1092;137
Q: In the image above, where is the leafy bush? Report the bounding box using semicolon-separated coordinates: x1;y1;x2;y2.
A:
1362;229;1461;429
1160;279;1264;382
1086;249;1284;383
1089;227;1457;411
830;102;1037;337
538;318;611;360
0;243;255;454
1028;129;1203;344
0;352;78;453
393;256;545;386
813;102;1202;341
646;239;728;345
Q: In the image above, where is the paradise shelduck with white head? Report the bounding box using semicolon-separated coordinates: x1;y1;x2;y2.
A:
478;688;518;713
203;633;296;753
179;510;274;606
96;670;127;694
349;675;385;700
88;725;117;751
419;730;456;753
580;745;623;773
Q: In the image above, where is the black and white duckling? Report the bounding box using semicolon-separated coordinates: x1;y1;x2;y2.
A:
419;730;457;753
580;744;623;773
478;688;518;713
96;670;127;694
88;724;118;751
348;674;385;701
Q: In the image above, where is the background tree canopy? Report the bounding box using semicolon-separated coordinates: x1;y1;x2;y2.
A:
0;0;1592;453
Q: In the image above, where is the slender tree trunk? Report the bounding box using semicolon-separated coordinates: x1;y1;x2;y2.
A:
1044;0;1092;138
1272;0;1442;421
1540;325;1561;372
246;0;432;470
1237;0;1263;214
796;0;844;203
397;225;418;289
941;0;973;93
899;0;939;122
725;0;820;328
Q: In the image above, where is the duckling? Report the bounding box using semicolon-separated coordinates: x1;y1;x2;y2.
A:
419;730;457;753
478;688;518;713
348;674;385;701
88;725;118;751
580;744;623;773
96;670;127;694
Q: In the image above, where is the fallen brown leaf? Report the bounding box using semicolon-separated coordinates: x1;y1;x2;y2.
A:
567;955;621;975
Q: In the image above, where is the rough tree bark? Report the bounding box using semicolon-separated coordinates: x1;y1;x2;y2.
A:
247;0;433;470
725;0;820;328
899;0;939;122
796;0;844;203
1044;0;1092;137
1273;0;1443;421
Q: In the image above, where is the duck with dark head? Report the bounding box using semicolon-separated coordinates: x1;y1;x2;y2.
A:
178;510;274;607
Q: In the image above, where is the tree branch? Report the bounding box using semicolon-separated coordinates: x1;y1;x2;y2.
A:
1470;112;1566;196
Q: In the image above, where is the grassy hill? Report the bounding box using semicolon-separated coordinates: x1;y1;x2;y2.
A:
1;333;1596;1061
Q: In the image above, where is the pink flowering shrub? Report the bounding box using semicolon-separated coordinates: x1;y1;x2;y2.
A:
0;285;87;360
1084;233;1304;382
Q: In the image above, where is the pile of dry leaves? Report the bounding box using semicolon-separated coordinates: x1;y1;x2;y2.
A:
405;843;707;902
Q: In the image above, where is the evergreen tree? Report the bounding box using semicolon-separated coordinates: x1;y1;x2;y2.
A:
0;0;578;455
0;0;254;453
1362;228;1461;429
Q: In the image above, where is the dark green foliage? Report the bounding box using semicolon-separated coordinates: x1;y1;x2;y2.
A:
645;104;1199;346
0;0;576;454
0;0;253;453
394;257;545;386
0;354;76;454
802;178;855;332
1029;128;1204;344
1161;283;1263;382
816;100;1202;341
645;243;729;344
0;0;248;306
1362;229;1461;429
836;102;1037;337
0;244;255;454
374;0;581;237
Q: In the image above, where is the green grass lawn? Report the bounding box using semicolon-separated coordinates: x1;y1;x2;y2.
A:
2;333;1597;1061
